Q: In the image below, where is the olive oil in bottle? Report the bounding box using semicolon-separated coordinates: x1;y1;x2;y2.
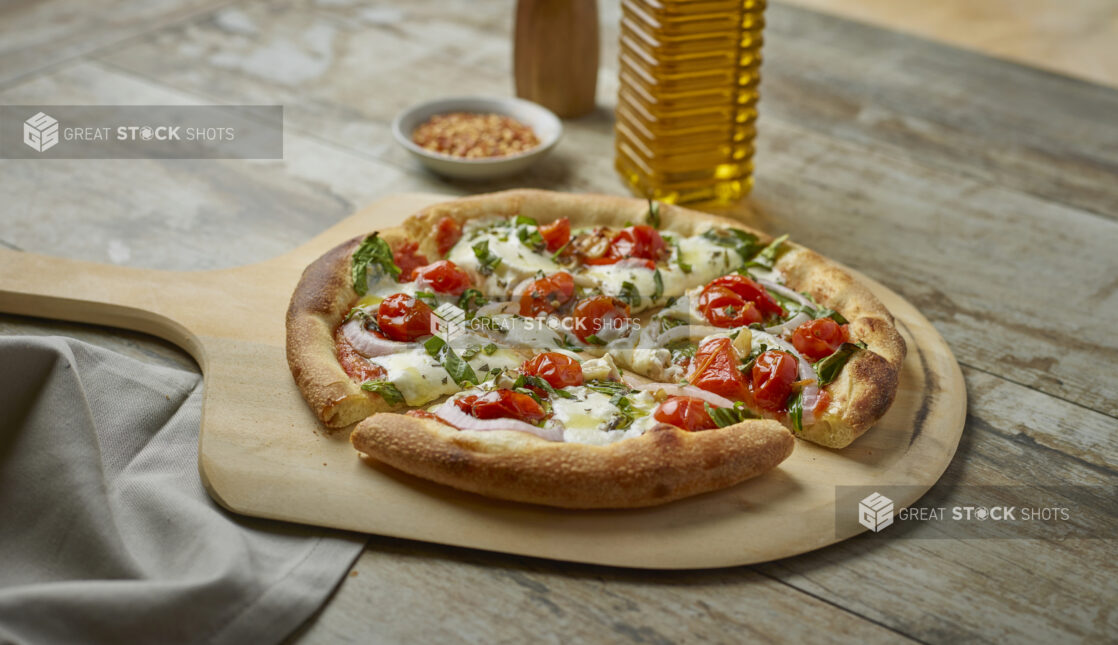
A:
615;0;766;206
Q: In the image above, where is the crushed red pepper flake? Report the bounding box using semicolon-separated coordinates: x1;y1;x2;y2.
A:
412;112;540;159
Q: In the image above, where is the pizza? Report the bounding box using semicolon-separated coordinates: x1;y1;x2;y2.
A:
286;190;905;508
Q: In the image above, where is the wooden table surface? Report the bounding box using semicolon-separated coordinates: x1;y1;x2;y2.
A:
1;1;1115;643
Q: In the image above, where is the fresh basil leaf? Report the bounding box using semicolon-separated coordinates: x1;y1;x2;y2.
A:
646;199;661;229
512;373;575;399
516;223;546;252
351;233;401;295
456;288;487;317
746;233;788;271
815;307;848;325
666;339;698;363
701;227;763;264
788;389;804;434
659;317;686;333
514;214;538;227
668;236;692;274
423;336;478;387
554;334;585;352
606;394;637;430
472;240;502;276
652;269;664;302
618;281;641;308
814;342;861;386
704;401;754;428
550;239;572;261
584;379;635;397
360;379;405;406
460;344;482;360
584;334;607;346
414;291;438;308
482;342;498;355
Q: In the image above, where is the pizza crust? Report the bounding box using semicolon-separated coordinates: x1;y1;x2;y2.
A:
351;412;794;508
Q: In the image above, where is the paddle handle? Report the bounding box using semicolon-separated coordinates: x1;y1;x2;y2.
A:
0;248;205;359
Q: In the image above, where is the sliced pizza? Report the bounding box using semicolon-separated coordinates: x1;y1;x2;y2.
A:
286;189;905;507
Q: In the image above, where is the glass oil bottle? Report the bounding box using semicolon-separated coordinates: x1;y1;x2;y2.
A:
615;0;766;206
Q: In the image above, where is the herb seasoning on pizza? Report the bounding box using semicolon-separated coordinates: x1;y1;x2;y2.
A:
286;190;904;507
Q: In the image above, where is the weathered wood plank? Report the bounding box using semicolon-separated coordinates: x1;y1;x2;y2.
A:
755;363;1118;643
0;0;237;88
287;537;918;645
763;3;1118;219
0;61;445;269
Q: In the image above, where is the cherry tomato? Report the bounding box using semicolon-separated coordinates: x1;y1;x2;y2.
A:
334;326;387;383
570;296;631;342
519;272;575;317
812;390;831;417
698;285;763;328
687;337;750;401
376;293;434;342
791;318;847;361
703;274;784;319
412;260;472;296
653;396;718;431
751;350;798;412
392;241;429;281
468;390;547;424
521;352;584;390
435;216;463;257
608;225;667;262
539;217;571;253
453;394;479;414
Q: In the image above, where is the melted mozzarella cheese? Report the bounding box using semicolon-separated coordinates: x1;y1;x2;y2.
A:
447;227;561;295
548;388;659;445
369;343;524;406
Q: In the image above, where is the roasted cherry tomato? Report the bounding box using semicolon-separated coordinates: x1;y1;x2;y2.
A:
468;389;547;424
687;337;750;401
791;318;847;361
571;295;631;343
334;326;387;383
539;217;571;253
698;285;763;328
453;394;479;414
521;352;584;390
703;274;784;319
653;396;718;431
519;272;575;317
392;241;429;282
435;216;463;257
376;293;434;342
751;350;798;412
412;260;472;296
585;225;668;265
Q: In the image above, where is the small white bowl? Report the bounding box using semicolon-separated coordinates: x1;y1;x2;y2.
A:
392;96;563;180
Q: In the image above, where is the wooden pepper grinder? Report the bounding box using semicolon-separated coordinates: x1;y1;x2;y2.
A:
514;0;599;118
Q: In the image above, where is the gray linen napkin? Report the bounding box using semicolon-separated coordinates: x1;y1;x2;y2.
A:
0;336;365;644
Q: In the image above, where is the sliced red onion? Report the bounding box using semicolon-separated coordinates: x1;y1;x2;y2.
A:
654;323;722;346
801;385;820;427
434;401;564;442
764;312;811;337
342;319;415;357
756;278;812;308
634;383;734;408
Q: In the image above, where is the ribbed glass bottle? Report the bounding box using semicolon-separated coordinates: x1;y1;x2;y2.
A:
615;0;766;206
